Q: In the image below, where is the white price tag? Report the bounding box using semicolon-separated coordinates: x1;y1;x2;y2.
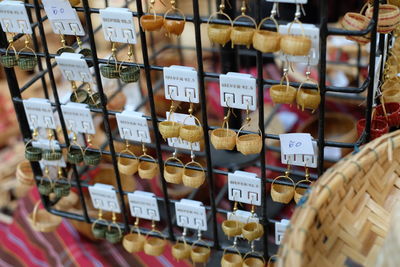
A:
228;171;261;206
127;191;160;221
61;103;95;134
227;210;259;224
0;1;32;34
163;66;199;103
219;72;257;111
175;199;207;231
42;0;85;36
55;53;92;82
32;140;66;167
275;219;290;245
279;133;314;155
267;0;307;3
23;98;57;130
278;23;319;65
166;112;200;151
116;111;151;143
89;183;121;213
100;7;137;44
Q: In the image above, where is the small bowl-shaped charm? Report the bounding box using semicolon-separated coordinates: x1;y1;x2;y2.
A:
231;26;255;48
236;134;262;155
105;226;122;244
221;220;242;237
38;181;53;196
92;223;107;239
57;46;75;55
172;242;191;260
242;222;264;241
296;88;321;112
67;148;84;164
70;89;89;104
83;151;102;166
159;121;181;139
120;65;140;83
140;14;164;31
88;93;102;109
144;237;167;256
164;19;186;36
25;146;42;162
123;233;146;253
0;54;18;68
100;64;120;79
138;155;158;179
253;17;281;53
243;257;265;267
17;56;38;71
42;149;63;161
179;125;203;143
79;48;93;67
210;128;236;150
221;253;243;267
182;161;205;188
270;84;297;105
280;35;312;56
208;24;232;46
191;246;211;263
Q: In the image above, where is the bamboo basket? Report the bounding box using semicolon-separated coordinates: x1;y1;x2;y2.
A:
277;129;400;267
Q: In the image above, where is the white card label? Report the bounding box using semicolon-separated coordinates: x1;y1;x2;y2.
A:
275;219;290;245
279;133;314;155
89;183;121;213
219;72;257;111
32;140;66;167
127;191;160;221
279;23;319;65
228;171;261;206
61;103;95;134
0;1;32;34
163;66;199;103
116;111;151;143
166;112;200;151
42;0;85;36
55;53;92;82
227;210;259;224
175;199;207;231
100;7;137;44
23;98;57;130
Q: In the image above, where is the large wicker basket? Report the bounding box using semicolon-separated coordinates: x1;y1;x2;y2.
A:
277;130;400;267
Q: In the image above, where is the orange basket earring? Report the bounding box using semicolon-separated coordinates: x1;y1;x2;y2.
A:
163;0;186;37
140;0;165;32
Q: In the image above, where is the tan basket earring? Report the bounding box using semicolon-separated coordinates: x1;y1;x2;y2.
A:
231;0;257;49
190;229;211;264
271;166;295;204
296;59;321;113
207;0;233;46
243;251;265;267
123;217;146;253
270;69;297;105
118;141;139;175
138;143;158;179
294;166;312;204
163;0;186;37
236;105;262;155
182;160;205;188
144;220;167;256
179;100;203;143
280;18;312;56
221;245;243;267
222;199;243;237
163;149;184;184
171;228;191;261
253;16;281;53
159;98;182;140
210;106;236;150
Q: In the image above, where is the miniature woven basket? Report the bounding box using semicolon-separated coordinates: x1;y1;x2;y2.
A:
341;12;371;44
277;130;400;267
280;19;312;56
207;12;233;46
28;201;62;233
269;76;297;105
253;17;281;53
230;14;257;48
366;4;400;34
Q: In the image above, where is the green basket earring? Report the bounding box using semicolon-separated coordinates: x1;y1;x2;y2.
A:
105;224;122;244
120;65;140;83
25;146;42;162
38;180;53;196
42;149;63;161
17;55;38;71
67;147;84;164
70;89;89;104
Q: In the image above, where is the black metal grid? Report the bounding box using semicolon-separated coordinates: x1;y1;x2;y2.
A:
0;0;382;263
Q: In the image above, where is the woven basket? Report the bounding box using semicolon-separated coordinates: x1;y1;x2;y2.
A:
163;8;186;36
158;121;181;139
118;150;138;175
172;242;191;260
270;76;297;105
341;12;371;44
271;175;295;204
222;220;243;237
179;121;203;143
357;118;389;140
191;245;211;263
123;232;145;253
381;76;400;91
296;81;321;112
277;129;400;267
138;155;158;179
236;126;262;155
221;253;243;267
230;15;257;48
163;156;184;184
140;14;164;31
144;237;167;256
242;222;264;241
280;19;312;56
207;12;233;46
366;4;400;33
16;160;34;186
210;124;236;150
182;161;205;188
253;17;281;53
27;201;62;233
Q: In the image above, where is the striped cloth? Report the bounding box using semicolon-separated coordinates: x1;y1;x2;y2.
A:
0;189;191;267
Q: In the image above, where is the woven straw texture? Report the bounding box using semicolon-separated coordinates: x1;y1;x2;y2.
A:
277;130;400;267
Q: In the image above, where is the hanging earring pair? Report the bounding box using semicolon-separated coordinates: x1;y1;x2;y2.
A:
91;210;122;243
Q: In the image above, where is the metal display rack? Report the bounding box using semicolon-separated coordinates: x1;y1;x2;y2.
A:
0;0;382;264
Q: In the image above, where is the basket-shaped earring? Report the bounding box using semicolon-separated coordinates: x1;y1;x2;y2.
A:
56;33;75;55
123;218;146;253
140;0;164;32
236;111;262;155
73;31;93;67
105;213;122;244
179;115;203;143
222;219;243;237
242;222;264;242
230;12;257;49
210;108;236;150
69;82;89;104
296;79;321;113
172;229;191;261
1;35;18;68
118;142;139;175
341;12;370;44
83;135;102;166
270;74;297;105
164;4;186;37
42;131;63;161
182;160;205;188
120;44;141;83
144;222;167;256
190;237;211;263
25;129;42;162
54;168;71;198
28;201;62;233
207;8;233;46
271;169;295;204
17;35;38;71
221;247;243;267
294;167;312;204
366;4;400;34
164;155;184;184
243;251;265;267
100;43;120;79
67;133;84;164
280;19;312;56
38;168;54;196
253;16;281;53
91;210;108;239
159;107;182;139
138;144;158;179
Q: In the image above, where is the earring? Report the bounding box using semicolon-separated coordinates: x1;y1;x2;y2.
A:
159;96;181;139
294;166;312;204
236;104;262;155
143;220;167;256
25;128;42;162
53;167;71;198
207;0;233;46
120;44;140;83
140;0;165;32
0;26;18;68
182;147;205;188
123;217;146;253
210;104;236;150
231;0;257;49
74;30;93;67
222;197;242;238
253;10;281;53
86;83;103;109
42;129;62;161
171;227;191;261
56;30;75;55
296;56;321;113
100;38;120;79
163;0;186;37
163;148;184;184
269;65;297;105
91;209;108;239
17;32;38;71
242;201;264;242
138;142;158;179
270;165;295;204
118;140;139;175
190;229;211;264
243;250;265;267
105;212;122;244
38;167;54;196
83;134;102;166
221;242;243;267
69;81;89;104
179;100;203;143
67;132;84;164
